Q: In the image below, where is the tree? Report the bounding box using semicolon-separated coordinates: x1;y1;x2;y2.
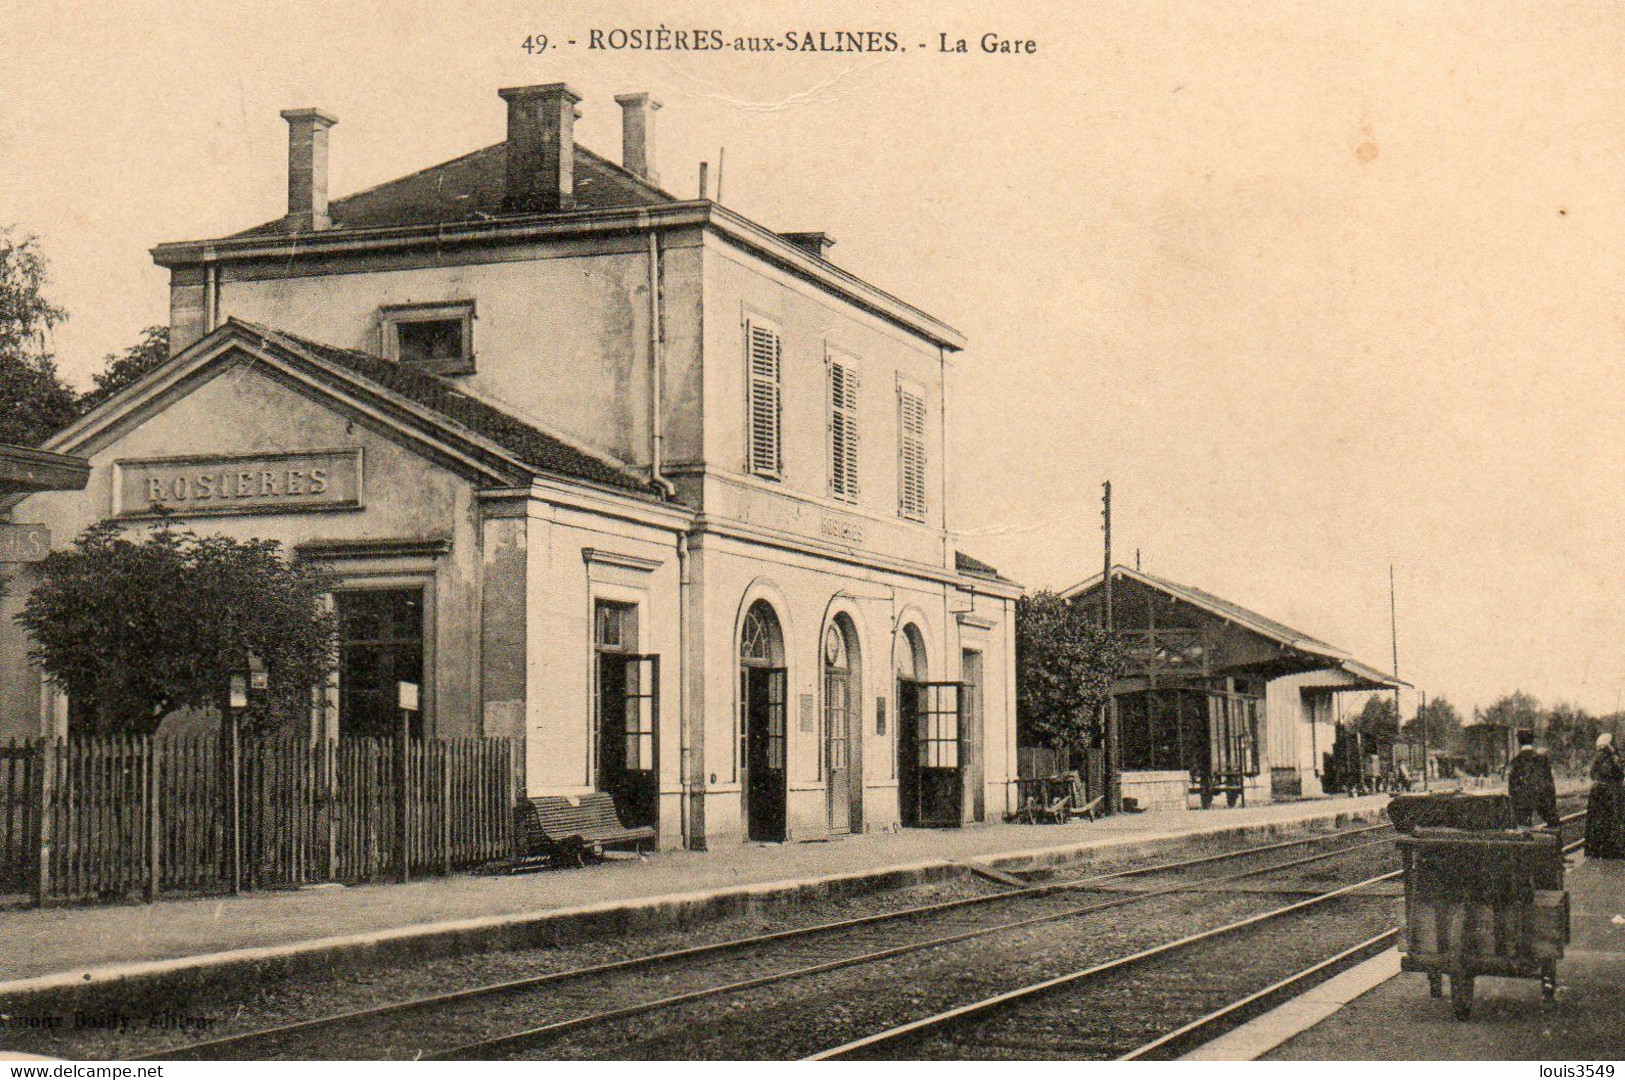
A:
81;325;169;410
17;518;338;736
1480;691;1543;737
1015;590;1124;756
1405;696;1463;753
1351;694;1400;748
0;226;80;445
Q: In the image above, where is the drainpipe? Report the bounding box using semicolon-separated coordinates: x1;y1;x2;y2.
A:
677;530;691;846
648;230;675;500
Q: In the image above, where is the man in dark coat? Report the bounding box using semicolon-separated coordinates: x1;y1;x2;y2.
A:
1507;729;1559;828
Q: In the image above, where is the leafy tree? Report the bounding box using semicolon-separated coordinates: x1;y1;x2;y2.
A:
1015;590;1124;756
82;325;169;410
1404;696;1463;753
0;226;80;446
1351;694;1400;748
1480;690;1543;735
17;518;338;736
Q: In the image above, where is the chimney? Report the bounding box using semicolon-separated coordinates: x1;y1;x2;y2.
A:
781;231;836;260
614;93;661;184
280;108;338;231
499;83;581;213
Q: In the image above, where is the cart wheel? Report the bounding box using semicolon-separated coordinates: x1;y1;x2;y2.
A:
1428;973;1443;998
1542;962;1557;1001
1451;974;1474;1020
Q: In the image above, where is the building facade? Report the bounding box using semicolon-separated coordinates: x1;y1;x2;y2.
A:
0;84;1021;850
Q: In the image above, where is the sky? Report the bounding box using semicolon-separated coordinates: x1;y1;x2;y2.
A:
2;0;1621;717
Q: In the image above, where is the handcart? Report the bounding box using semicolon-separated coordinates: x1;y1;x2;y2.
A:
1390;794;1569;1020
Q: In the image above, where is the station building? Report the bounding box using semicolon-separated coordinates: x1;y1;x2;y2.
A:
1062;567;1403;809
0;85;1020;850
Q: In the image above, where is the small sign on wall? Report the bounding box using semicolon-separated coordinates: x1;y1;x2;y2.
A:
876;696;887;735
0;523;50;564
799;693;816;733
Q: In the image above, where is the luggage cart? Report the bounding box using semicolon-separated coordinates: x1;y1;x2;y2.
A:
1394;826;1569;1019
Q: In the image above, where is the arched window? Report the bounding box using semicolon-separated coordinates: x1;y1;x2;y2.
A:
741;601;782;666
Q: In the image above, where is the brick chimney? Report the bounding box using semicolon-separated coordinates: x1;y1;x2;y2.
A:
499;83;581;213
280;108;338;231
614;93;661;184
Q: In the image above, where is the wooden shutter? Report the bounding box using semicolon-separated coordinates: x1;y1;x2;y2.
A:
746;321;782;477
897;383;927;520
827;359;860;500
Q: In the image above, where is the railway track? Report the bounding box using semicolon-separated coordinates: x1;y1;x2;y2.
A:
815;807;1589;1061
145;818;1396;1060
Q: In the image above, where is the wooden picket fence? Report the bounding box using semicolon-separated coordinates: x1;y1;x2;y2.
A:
0;733;515;905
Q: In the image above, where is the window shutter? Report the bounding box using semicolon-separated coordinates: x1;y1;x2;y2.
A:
897;384;927;521
746;321;782;477
828;359;860;500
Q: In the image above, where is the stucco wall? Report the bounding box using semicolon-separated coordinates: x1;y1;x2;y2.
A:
697;234;949;571
520;496;684;846
191;235;707;472
0;355;489;741
691;534;1013;846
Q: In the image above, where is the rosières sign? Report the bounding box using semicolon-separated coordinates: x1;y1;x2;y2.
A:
116;449;362;518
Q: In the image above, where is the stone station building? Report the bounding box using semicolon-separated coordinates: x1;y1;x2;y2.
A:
0;84;1020;851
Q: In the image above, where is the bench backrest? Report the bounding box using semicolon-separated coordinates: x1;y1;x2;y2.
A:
518;793;631;842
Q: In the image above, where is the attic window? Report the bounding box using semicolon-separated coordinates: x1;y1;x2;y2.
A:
381;301;476;376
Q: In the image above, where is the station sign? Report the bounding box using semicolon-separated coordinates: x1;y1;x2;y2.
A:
0;523;50;563
115;448;362;518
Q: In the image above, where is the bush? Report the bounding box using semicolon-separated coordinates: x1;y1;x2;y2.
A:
17;518;337;735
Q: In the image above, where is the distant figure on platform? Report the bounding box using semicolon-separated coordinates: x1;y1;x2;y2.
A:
1584;732;1623;858
1507;729;1559;829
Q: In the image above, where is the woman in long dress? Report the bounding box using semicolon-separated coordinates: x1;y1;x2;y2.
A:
1584;732;1624;858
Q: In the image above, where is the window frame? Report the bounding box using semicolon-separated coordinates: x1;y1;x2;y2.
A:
743;315;784;481
826;348;861;502
896;377;928;522
380;300;477;376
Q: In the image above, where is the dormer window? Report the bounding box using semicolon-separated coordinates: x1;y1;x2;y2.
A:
381;301;476;376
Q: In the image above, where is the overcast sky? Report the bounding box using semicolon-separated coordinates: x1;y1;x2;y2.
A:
3;0;1621;717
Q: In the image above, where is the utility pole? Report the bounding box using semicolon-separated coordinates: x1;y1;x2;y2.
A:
1389;564;1405;789
1103;482;1120;814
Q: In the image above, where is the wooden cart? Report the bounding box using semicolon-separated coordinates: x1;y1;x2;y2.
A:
1395;828;1569;1019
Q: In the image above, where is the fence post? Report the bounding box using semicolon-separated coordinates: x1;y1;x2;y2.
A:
33;736;54;907
440;743;452;877
227;713;241;895
395;713;410;884
145;737;161;902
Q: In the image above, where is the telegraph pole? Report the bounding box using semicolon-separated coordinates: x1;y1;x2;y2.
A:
1103;482;1120;814
1390;564;1405;788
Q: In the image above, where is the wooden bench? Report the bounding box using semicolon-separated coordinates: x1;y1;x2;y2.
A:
513;793;657;869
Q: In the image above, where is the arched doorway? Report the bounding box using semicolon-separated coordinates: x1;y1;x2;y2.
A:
823;615;862;834
739;601;787;842
897;623;963;827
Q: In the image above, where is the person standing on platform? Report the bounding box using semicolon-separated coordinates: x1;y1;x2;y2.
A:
1584;732;1623;858
1507;729;1559;829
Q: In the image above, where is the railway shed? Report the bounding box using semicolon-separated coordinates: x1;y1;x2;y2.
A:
1061;567;1405;810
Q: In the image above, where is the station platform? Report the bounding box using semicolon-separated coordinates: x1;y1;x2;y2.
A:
0;793;1388;999
1200;852;1624;1060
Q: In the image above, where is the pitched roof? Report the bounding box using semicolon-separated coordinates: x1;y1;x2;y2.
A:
1064;566;1344;660
228;320;659;495
233;145;673;238
1061;564;1408;687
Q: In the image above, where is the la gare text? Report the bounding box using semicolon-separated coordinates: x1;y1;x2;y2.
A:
578;29;1038;55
